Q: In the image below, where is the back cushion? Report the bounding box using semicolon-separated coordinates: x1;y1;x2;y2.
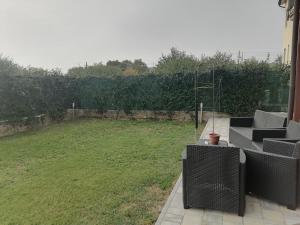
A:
287;121;300;139
253;110;267;128
265;113;287;128
254;110;287;128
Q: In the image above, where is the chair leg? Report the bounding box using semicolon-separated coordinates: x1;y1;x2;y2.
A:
182;159;189;209
183;204;190;209
238;211;244;217
287;205;297;210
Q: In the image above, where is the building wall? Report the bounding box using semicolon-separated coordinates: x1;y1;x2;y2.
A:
281;0;294;64
283;20;293;64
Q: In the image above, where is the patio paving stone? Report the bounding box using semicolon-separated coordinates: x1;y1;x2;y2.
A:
181;209;203;225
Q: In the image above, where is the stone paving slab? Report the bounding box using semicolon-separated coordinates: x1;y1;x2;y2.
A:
155;118;300;225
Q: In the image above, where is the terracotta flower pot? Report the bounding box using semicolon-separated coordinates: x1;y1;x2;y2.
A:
209;133;220;145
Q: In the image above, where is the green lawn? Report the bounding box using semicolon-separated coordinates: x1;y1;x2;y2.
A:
0;119;202;225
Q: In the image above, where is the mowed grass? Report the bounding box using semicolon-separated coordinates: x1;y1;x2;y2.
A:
0;119;202;225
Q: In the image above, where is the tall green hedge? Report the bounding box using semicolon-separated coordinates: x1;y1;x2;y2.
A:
75;70;288;116
0;75;75;120
0;65;289;121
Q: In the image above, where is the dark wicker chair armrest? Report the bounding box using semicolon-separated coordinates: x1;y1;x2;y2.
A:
240;150;246;164
230;117;253;127
264;138;300;143
182;149;188;209
263;139;296;157
239;150;246;216
252;128;287;142
243;148;298;209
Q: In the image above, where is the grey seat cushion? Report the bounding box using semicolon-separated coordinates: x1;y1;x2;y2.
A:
287;121;300;139
252;141;263;151
231;127;252;139
229;127;253;149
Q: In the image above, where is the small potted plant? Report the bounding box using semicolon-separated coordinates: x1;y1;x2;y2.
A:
209;113;220;145
209;65;220;145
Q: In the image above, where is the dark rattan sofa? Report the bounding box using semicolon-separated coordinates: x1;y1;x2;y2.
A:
254;120;300;151
229;110;287;149
182;144;246;216
242;120;300;209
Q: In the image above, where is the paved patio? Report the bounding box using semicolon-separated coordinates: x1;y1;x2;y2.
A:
155;118;300;225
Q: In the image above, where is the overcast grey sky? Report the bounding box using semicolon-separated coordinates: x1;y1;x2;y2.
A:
0;0;284;71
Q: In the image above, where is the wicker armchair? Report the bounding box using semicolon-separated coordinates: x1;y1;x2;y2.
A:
244;139;300;209
182;145;246;216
